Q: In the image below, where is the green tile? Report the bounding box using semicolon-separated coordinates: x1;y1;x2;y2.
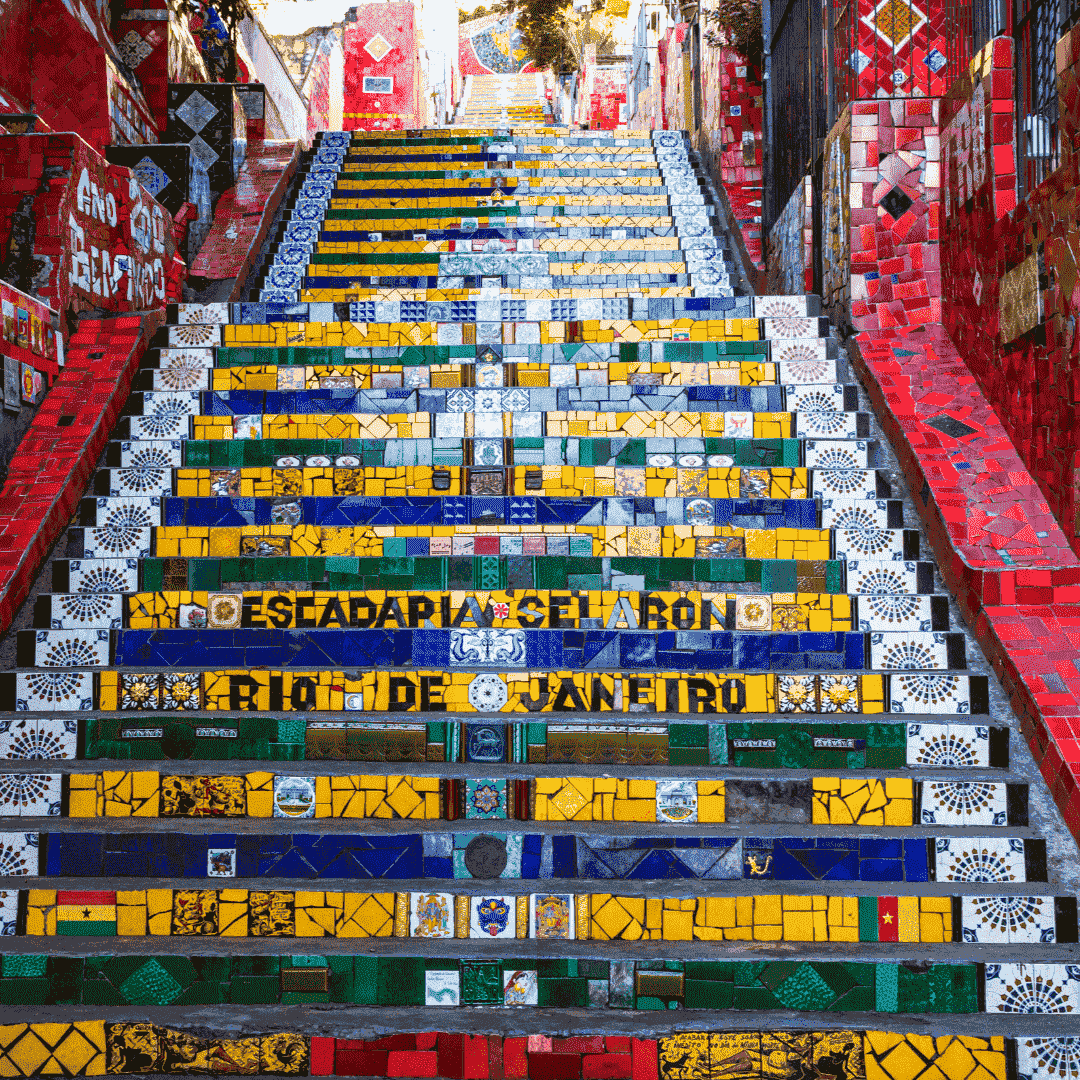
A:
3;954;47;977
119;960;184;1006
858;896;878;942
876;964;899;1012
461;962;502;1005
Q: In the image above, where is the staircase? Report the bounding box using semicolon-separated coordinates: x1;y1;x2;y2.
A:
458;74;551;127
0;122;1077;1076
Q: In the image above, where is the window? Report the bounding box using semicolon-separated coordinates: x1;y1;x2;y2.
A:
1013;0;1080;193
362;76;394;94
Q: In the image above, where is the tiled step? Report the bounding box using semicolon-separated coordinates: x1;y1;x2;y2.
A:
56;554;931;594
0;829;1049;882
9;887;1068;944
0;714;1012;767
4;667;990;716
37;587;947;634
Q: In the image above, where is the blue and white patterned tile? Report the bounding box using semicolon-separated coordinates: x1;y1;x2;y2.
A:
961;895;1056;943
890;673;975;714
821;499;897;530
0;773;61;816
80;526;153;558
93;496;162;530
811;469;879;500
168;324;220;348
44;592;123;630
0;889;18;933
857;595;938;632
32;630;111;668
906;723;991;767
935;837;1027;882
834;529;908;561
870;631;953;670
1017;1037;1080;1078
794;409;861;438
804;439;869;468
985;964;1080;1013
0;833;37;875
0;717;78;760
846;561;923;595
922;781;1007;826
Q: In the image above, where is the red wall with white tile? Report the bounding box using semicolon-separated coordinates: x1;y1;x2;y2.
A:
343;4;421;131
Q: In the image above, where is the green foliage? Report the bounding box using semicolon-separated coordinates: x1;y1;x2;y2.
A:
516;0;574;71
703;0;764;70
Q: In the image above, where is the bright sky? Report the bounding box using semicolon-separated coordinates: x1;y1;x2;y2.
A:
253;0;488;36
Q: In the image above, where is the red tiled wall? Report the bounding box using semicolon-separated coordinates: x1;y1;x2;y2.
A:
848;98;941;332
832;0;954;106
0;133;182;335
343;3;420;131
938;34;1080;549
0;0;31;114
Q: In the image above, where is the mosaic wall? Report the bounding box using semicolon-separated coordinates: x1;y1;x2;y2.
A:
342;3;421;132
0;133;184;334
0;281;61;393
765;177;812;296
0;0;158;153
937;34;1080;546
830;0;953;103
697;35;764;272
821;108;853;321
459;12;531;77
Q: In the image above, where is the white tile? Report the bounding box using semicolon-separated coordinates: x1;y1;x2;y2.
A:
46;593;123;630
469;894;517;938
1017;1037;1080;1078
985;964;1080;1014
33;629;111;668
846;561;921;595
0;833;37;875
425;969;460;1005
804;439;868;468
870;631;951;670
858;595;936;632
529;893;575;938
81;527;153;559
834;529;907;561
812;470;879;500
411;892;456;938
176;302;229;324
168;323;220;347
118;442;183;468
821;499;895;529
0;718;77;760
272;776;315;819
890;673;974;714
0;889;17;934
906;723;990;767
656;780;697;823
66;559;139;594
961;896;1055;944
934;838;1027;883
0;773;61;816
922;781;1007;826
504;969;538;1005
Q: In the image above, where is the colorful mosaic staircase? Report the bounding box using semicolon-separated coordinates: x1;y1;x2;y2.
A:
0;126;1077;1076
458;74;550;126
